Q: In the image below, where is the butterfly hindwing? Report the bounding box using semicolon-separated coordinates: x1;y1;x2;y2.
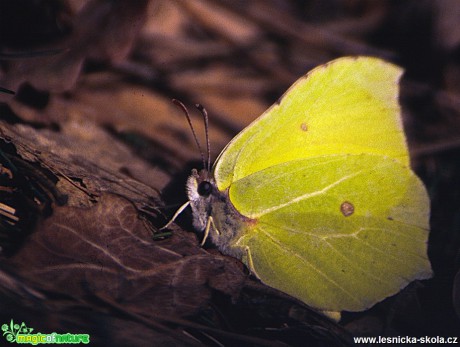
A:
228;154;431;311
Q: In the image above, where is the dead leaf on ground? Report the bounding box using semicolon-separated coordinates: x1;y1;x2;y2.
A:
6;193;246;318
0;119;166;210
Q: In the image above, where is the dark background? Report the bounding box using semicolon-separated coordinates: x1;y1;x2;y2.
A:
0;1;459;346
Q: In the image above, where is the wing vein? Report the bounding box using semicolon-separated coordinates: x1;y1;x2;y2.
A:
258;225;363;306
252;170;363;218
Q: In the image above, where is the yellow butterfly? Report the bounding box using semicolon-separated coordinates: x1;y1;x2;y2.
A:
166;57;432;313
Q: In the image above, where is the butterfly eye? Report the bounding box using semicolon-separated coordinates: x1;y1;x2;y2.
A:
197;181;212;197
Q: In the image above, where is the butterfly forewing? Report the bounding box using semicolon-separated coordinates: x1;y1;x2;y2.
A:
214;57;407;191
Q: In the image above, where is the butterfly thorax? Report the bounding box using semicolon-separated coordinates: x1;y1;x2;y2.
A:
186;168;247;259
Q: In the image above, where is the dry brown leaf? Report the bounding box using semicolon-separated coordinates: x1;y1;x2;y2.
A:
6;194;246;318
0;0;149;94
0;120;166;209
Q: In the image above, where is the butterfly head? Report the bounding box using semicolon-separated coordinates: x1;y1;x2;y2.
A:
186;167;246;258
186;168;216;231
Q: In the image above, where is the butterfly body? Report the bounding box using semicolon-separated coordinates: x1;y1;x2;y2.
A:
184;56;432;312
187;169;248;259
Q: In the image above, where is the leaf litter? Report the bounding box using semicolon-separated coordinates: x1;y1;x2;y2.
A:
1;0;459;345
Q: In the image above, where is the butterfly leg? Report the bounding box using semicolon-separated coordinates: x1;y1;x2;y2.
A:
160;201;190;230
201;216;222;246
244;246;260;278
201;216;212;246
210;217;220;235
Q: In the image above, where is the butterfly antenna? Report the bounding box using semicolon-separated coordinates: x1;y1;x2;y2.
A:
172;99;206;170
195;104;211;173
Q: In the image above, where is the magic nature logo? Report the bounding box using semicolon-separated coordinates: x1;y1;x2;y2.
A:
2;320;90;345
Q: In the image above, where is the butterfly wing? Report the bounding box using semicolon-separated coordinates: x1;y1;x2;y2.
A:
211;57;431;311
228;154;431;311
214;57;408;191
